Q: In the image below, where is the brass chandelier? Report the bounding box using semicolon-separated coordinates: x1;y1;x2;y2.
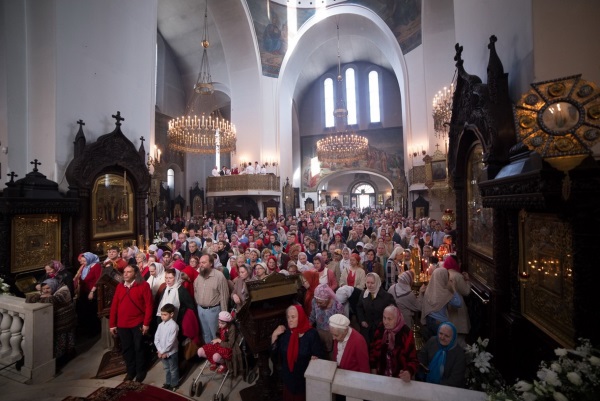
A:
167;0;236;154
432;82;455;140
316;22;368;164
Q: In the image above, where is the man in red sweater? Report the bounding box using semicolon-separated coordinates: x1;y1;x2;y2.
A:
329;314;370;374
109;265;153;382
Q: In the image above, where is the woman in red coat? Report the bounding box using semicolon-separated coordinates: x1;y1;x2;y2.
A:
329;314;370;373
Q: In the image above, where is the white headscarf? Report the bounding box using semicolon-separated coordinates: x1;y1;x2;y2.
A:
146;262;165;296
363;272;382;298
156;268;181;319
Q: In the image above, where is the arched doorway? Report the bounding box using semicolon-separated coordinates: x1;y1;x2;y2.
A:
351;183;375;211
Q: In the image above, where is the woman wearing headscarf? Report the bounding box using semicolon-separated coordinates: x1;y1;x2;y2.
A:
301;269;320;317
417;322;466;387
32;278;77;362
271;305;324;401
231;264;251;307
313;255;337;291
155;268;200;360
363;249;384;282
338;247;352;278
74;252;102;333
146;262;165;297
443;255;471;347
296;252;314;272
369;305;418;381
421;267;462;340
135;252;150;279
180;264;199;302
37;260;74;297
309;284;344;359
357;272;395;344
388;270;423;328
340;253;366;289
253;261;268;280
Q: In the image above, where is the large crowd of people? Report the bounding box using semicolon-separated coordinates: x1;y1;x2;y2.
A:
34;207;468;399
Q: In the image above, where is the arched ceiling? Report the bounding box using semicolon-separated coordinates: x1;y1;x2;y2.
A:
157;0;393;105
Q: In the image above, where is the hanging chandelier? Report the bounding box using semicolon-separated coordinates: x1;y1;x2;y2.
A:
432;82;455;140
167;0;236;154
316;22;368;164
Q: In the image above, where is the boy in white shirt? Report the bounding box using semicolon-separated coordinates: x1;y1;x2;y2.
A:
154;303;179;391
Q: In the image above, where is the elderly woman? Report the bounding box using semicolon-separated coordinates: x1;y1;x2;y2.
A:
443;255;471;347
357;272;395;344
309;284;345;331
417;322;466;387
296;252;314;272
271;305;324;401
33;278;77;362
388;270;423;328
135;252;150;279
421;267;462;340
231;264;251;307
369;305;418;381
37;260;75;297
385;246;404;290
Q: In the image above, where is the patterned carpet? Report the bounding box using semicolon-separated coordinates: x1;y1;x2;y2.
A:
62;381;190;401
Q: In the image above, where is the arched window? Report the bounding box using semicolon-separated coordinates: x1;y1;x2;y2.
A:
324;77;334;128
368;70;381;123
345;67;357;125
351;183;375;210
167;168;174;197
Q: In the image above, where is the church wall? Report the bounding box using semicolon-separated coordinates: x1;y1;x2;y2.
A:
404;45;427;167
422;0;456;155
54;0;158;191
453;0;534;101
156;32;185;118
532;0;600;85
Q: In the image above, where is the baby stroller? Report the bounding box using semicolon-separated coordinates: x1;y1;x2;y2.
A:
189;311;257;399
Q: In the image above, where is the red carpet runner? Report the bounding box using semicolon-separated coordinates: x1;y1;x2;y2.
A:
62;381;190;401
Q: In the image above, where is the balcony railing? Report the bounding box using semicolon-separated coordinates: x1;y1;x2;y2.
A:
0;294;55;384
305;359;486;401
206;174;280;194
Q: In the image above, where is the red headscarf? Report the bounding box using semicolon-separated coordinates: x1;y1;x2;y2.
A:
182;266;199;300
302;270;320;316
172;259;186;271
287;305;312;372
443;255;460;272
267;256;279;273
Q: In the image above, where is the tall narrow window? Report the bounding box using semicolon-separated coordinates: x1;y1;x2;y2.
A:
345;68;357;125
368;70;381;123
324;78;334;128
167;168;174;197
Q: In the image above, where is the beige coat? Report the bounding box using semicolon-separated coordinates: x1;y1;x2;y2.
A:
447;269;471;334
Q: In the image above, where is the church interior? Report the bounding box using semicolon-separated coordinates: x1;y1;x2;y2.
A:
1;0;599;400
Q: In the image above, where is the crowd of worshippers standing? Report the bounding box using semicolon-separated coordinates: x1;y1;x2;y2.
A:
32;208;469;400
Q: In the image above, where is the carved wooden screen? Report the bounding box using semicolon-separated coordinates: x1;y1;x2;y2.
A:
466;143;493;258
519;211;574;347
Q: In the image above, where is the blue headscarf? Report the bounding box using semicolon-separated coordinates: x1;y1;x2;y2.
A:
426;322;458;384
81;252;99;280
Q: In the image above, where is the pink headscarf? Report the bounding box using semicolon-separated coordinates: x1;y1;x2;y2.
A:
383;305;406;351
314;283;336;301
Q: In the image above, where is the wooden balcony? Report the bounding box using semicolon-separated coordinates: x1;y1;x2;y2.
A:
206;175;281;197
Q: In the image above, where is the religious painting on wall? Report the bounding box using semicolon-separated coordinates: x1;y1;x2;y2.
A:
246;0;421;78
91;173;134;240
11;214;60;273
519;211;574;347
301;127;404;192
193;195;203;218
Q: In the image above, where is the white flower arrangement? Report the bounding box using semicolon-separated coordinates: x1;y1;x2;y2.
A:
473;338;600;401
0;276;12;294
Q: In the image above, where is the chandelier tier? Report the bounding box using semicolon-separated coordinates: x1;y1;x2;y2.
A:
317;22;368;165
317;134;368;164
432;82;455;140
167;0;236;154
